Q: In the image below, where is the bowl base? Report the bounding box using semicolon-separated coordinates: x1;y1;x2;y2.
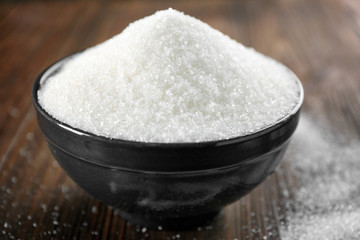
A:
116;209;220;230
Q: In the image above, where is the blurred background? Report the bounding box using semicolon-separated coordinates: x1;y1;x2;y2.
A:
1;0;360;239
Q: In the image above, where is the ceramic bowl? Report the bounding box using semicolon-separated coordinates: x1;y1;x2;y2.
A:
32;53;303;229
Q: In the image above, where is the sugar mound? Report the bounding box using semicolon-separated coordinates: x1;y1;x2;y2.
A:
38;8;301;143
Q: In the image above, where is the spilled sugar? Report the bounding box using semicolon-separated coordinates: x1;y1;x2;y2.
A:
38;8;301;143
282;211;360;240
280;115;360;239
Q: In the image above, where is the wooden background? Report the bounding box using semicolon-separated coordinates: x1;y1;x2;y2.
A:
1;0;360;239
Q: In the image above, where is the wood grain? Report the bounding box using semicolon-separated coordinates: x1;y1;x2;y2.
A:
1;0;360;239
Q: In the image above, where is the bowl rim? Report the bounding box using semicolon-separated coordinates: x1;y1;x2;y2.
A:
32;52;304;149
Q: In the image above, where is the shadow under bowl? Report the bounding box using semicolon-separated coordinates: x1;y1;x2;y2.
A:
32;53;303;230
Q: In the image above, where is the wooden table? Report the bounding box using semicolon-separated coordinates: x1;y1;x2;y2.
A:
1;0;359;239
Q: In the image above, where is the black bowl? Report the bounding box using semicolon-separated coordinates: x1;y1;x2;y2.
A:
32;54;303;229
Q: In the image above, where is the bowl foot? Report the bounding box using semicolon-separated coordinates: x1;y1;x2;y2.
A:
116;209;220;230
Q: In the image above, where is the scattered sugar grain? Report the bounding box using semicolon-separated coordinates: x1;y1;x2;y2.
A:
26;132;35;141
11;177;17;184
38;8;301;143
52;161;59;168
9;107;18;118
91;205;97;213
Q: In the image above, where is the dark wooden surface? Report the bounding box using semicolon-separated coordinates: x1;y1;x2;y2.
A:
1;0;360;239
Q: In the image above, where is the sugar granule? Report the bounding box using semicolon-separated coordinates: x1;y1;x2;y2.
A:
38;8;301;143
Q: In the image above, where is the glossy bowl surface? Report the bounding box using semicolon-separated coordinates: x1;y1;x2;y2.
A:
32;53;303;229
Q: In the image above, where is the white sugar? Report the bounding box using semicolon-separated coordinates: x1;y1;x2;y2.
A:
280;115;360;239
282;210;360;240
38;8;301;143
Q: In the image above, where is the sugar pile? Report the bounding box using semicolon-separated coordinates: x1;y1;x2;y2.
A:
38;8;301;143
280;115;360;240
